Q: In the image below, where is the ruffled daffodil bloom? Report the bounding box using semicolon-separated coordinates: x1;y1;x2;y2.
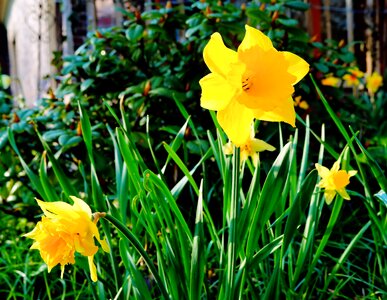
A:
24;196;109;282
315;161;357;205
224;126;275;167
366;72;383;94
199;25;309;146
343;67;364;87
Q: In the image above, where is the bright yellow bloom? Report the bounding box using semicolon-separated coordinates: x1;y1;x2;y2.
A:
321;76;341;87
223;125;275;167
366;71;383;94
199;25;309;146
24;196;109;282
343;67;364;87
315;161;357;205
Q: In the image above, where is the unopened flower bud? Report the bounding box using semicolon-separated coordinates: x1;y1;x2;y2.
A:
143;80;151;96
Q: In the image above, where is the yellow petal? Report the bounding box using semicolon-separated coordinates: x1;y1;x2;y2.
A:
251;153;259;167
250;139;276;152
217;100;254;147
282;51;309;85
203;32;238;77
36;199;76;219
70;196;92;217
238;25;273;53
223;141;233;155
88;256;98;282
315;163;330;178
199;73;236;111
99;238;110;253
324;190;336;205
331;161;340;172
337;188;350;200
348;170;357;177
253;97;296;127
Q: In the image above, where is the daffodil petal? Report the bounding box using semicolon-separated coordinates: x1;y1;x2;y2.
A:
70;196;92;217
203;32;238;77
315;163;330;178
250;139;276;152
337;188;351;200
88;256;98;282
223;141;233;155
36;199;75;218
238;25;273;52
324;190;336;205
348;170;358;177
282;51;309;84
217;100;254;147
253;97;296;127
199;73;236;110
331;161;341;172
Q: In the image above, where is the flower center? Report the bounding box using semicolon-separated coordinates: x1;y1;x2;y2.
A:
242;76;252;91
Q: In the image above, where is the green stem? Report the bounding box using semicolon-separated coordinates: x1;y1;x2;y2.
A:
225;146;240;300
103;213;170;300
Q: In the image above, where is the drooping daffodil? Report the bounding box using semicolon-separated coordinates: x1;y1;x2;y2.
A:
315;161;357;205
24;196;109;282
223;124;276;167
199;25;309;146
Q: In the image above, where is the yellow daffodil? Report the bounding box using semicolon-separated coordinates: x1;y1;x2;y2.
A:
223;125;275;167
315;161;357;205
321;76;341;87
366;71;383;94
199;25;309;146
343;67;364;87
24;196;109;282
294;96;309;110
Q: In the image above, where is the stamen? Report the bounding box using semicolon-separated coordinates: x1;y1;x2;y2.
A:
242;77;252;91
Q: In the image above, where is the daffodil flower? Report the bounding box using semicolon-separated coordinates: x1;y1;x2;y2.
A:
223;124;275;167
321;76;341;87
366;71;383;94
199;25;309;146
315;161;357;205
24;196;109;282
343;67;364;87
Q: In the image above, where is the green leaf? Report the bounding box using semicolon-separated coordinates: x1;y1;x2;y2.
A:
276;18;299;27
125;24;144;41
80;78;94;92
282;170;318;253
189;181;205;300
283;1;310;11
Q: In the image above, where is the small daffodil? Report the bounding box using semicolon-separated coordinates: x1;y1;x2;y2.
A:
223;125;275;167
321;76;341;87
343;67;364;87
315;161;357;205
24;196;109;282
366;71;383;94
